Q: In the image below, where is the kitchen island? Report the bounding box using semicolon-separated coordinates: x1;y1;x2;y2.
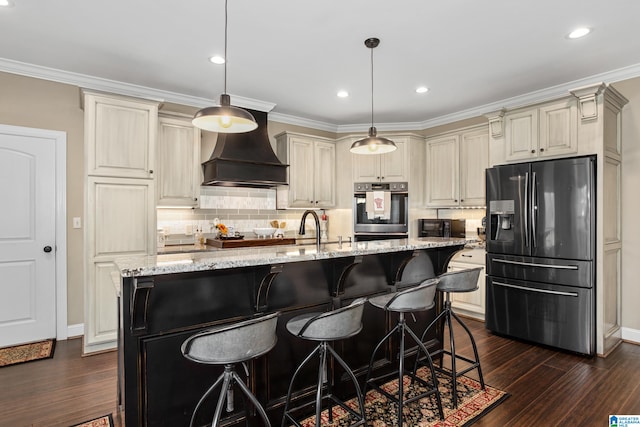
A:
116;237;470;426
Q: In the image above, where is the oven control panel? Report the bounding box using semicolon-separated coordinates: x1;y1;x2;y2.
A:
354;182;408;192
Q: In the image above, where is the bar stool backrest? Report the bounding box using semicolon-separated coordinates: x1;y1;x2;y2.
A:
384;278;438;312
437;267;483;293
181;312;280;365
296;298;367;340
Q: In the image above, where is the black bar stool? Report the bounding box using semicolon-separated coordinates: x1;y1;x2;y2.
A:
282;298;367;427
415;266;485;408
181;312;280;427
364;279;444;423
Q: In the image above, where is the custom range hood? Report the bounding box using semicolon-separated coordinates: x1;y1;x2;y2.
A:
202;109;288;188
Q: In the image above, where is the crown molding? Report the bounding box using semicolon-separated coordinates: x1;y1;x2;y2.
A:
0;58;276;112
2;57;640;132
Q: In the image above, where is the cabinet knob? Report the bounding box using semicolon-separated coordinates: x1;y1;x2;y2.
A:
460;199;464;202
531;150;535;154
540;148;545;152
149;170;154;174
454;199;458;202
194;197;198;202
43;246;52;253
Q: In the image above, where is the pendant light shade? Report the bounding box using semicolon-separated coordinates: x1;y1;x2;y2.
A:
193;0;257;133
350;38;397;155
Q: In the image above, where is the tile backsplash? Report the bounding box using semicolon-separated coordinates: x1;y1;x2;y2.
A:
157;187;326;242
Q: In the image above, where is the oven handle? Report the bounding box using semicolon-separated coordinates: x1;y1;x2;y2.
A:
492;281;579;297
493;258;578;270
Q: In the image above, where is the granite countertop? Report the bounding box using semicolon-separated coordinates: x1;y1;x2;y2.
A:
115;237;474;278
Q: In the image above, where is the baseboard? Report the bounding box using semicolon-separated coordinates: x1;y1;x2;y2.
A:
66;323;84;339
621;327;640;345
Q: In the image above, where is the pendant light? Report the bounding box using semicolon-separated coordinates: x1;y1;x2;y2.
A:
350;37;397;154
192;0;258;133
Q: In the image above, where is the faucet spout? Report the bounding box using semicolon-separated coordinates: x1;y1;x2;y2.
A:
299;210;321;251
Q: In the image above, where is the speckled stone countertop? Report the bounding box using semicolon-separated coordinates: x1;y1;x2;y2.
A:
115;237;473;278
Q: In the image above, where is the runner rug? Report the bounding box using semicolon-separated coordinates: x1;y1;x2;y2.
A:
299;367;509;426
0;339;55;368
70;414;113;427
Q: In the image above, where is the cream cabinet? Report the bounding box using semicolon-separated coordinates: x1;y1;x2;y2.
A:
157;114;201;207
276;132;335;208
352;138;408;182
426;126;488;208
504;98;578;162
447;249;486;321
83;91;158;179
82;90;158;354
85;177;155;349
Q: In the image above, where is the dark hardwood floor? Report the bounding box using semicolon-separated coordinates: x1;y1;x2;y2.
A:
1;318;638;427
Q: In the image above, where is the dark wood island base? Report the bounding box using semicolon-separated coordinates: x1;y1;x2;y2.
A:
117;239;467;426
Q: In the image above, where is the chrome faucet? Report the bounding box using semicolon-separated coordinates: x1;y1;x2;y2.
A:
299;210;321;251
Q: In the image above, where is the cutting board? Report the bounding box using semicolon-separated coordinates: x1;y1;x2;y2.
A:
206;237;296;248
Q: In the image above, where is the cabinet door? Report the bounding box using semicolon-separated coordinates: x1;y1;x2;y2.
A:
448;262;486;320
459;129;488;206
313;141;336;207
380;139;407;182
84;92;158;179
538;99;578;158
85;176;155;353
288;136;316;207
352;151;381;182
157;116;201;207
426;135;459;207
505;109;538;162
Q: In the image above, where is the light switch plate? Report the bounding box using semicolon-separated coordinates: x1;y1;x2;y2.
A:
73;217;82;229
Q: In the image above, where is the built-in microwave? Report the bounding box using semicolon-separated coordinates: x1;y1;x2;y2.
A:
418;219;466;238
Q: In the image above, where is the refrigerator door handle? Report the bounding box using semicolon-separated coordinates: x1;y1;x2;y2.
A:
524;172;529;247
531;171;538;248
493;258;579;270
493;281;579;297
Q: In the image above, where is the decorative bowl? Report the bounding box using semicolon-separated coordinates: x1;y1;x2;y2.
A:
253;227;276;238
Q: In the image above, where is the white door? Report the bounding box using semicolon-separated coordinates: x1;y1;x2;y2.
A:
0;132;56;347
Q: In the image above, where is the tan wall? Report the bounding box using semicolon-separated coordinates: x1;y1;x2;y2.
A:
0;72;85;325
612;77;640;333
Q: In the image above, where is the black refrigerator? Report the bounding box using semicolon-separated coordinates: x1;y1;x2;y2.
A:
485;155;595;355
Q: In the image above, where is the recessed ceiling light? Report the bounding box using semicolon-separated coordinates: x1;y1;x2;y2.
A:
568;27;591;39
209;55;225;64
337;90;349;98
416;86;429;94
0;0;14;7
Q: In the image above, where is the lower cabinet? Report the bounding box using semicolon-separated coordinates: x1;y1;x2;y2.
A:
85;176;155;353
447;248;486;321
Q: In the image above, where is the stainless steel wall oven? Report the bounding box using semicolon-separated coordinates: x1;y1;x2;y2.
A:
353;182;408;241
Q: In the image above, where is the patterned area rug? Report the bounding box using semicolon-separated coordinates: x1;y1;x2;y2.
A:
70;414;114;427
0;339;56;368
299;367;509;426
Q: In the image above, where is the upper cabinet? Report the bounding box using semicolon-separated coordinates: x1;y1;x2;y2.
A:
276;132;335;209
352;138;408;182
83;91;158;179
426;126;488;208
503;98;578;162
156;114;201;208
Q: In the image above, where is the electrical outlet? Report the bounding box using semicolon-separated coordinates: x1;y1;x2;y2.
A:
73;217;82;229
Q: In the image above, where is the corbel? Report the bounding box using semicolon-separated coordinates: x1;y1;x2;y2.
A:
570;82;606;122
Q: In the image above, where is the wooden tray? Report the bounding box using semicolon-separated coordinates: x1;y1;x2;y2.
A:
206;237;296;248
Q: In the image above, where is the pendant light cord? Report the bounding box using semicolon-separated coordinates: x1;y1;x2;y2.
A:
223;0;228;95
370;44;374;128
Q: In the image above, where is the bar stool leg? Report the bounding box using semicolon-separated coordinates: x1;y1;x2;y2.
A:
315;343;327;427
190;371;227;427
282;345;322;427
211;368;233;427
397;313;406;424
450;309;485;389
326;345;366;425
232;370;271;427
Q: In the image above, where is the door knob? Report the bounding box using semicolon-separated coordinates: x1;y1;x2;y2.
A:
43;246;52;253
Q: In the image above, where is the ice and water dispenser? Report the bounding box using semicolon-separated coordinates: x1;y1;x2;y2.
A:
489;200;514;242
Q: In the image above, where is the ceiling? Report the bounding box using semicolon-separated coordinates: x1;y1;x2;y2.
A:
2;0;640;132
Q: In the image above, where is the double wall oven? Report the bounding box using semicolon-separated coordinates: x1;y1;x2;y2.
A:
353;182;408;241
